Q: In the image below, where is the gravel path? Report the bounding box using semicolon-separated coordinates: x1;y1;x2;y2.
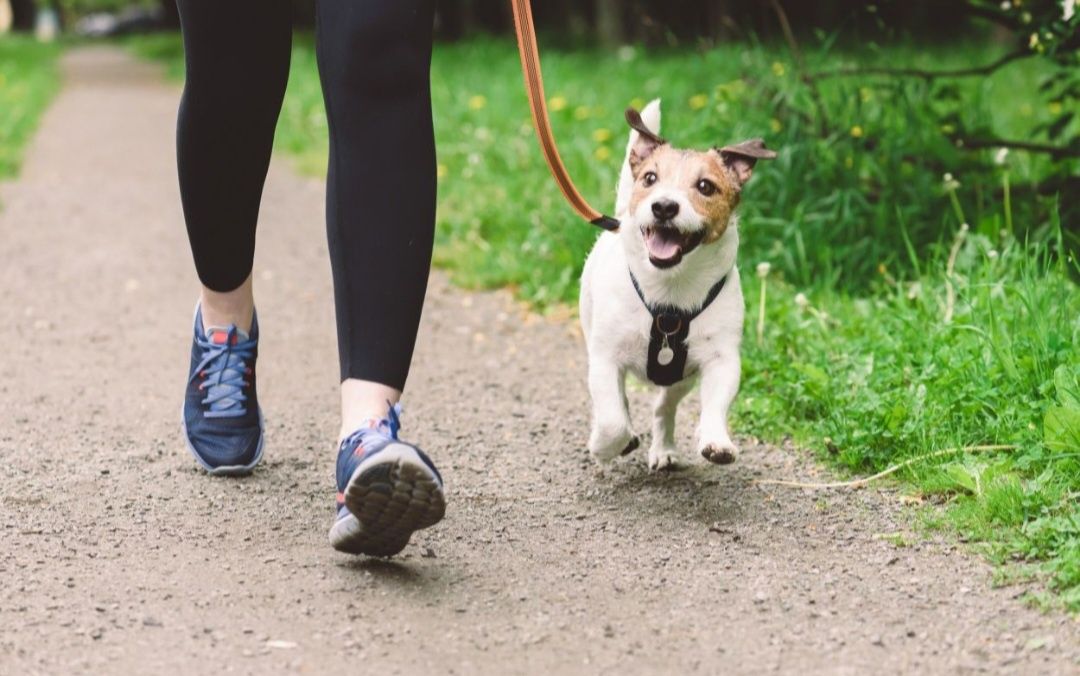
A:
1;47;1077;675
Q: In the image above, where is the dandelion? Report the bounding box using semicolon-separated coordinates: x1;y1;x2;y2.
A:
592;128;613;143
549;95;568;112
994;147;1009;165
771;61;786;77
574;106;591;121
769;118;783;133
987;249;999;260
689;93;709;110
877;263;887;275
794;293;809;309
594;147;612;161
850;125;864;138
756;262;771;346
437;164;448;179
468;95;487;111
942;173;960;191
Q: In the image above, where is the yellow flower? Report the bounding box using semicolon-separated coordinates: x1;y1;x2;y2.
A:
574;106;591;121
1049;101;1063;114
850;125;864;138
689;93;709;110
771;61;786;77
437;164;448;179
594;147;612;161
769;118;782;133
877;263;887;275
592;128;613;143
630;97;646;110
549;95;568;112
468;95;487;110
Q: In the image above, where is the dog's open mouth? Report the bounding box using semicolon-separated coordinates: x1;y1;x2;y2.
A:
642;223;705;268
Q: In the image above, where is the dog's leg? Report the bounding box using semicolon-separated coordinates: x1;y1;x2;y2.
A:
587;358;638;462
648;378;694;471
697;351;741;465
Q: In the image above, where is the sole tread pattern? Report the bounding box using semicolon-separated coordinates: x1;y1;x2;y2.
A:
331;453;445;557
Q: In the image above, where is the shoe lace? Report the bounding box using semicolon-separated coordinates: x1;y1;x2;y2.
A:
341;402;403;449
190;326;257;418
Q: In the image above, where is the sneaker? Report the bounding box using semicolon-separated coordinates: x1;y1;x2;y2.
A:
329;404;445;556
181;305;264;476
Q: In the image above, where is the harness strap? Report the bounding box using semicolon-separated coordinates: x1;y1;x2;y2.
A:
510;0;620;232
629;270;729;386
629;271;729;323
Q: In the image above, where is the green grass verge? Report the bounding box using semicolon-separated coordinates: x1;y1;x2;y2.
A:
126;34;1080;610
0;37;61;180
739;222;1079;611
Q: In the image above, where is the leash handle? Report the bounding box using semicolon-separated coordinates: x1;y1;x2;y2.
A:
510;0;620;232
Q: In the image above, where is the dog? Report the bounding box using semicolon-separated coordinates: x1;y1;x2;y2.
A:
579;99;776;470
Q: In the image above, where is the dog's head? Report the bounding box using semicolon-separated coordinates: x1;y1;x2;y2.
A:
622;107;776;270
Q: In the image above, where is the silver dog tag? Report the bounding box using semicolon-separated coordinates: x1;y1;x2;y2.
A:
657;345;674;366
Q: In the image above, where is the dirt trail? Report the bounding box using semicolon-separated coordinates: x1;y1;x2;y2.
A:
1;47;1076;675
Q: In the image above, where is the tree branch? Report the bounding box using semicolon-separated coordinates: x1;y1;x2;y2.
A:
809;49;1030;81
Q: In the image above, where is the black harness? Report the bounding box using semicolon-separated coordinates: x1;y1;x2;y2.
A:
629;270;728;386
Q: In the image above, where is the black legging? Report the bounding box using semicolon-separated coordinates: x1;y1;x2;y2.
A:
175;0;437;391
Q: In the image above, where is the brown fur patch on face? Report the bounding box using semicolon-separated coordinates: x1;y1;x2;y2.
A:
628;147;741;243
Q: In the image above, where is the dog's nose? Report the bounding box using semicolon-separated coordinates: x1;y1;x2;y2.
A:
651;199;679;221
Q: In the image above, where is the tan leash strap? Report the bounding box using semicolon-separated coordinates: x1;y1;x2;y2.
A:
510;0;620;231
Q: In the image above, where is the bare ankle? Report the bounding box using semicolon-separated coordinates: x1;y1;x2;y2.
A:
340;379;402;440
200;275;254;333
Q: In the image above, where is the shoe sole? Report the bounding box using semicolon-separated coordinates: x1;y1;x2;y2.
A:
329;444;446;557
180;402;265;477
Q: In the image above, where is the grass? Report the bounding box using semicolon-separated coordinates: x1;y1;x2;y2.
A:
0;37;61;180
123;33;1080;609
739;223;1080;611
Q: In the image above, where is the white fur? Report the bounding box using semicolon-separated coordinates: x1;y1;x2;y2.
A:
580;100;744;470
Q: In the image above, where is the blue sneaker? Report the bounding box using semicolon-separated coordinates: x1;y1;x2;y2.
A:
181;305;264;476
329;405;445;556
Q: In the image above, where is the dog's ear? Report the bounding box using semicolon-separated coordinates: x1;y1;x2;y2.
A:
717;139;777;186
626;107;666;174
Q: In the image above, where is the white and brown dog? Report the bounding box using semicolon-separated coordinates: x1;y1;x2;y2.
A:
580;100;776;470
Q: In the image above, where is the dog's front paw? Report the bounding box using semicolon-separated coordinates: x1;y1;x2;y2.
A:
589;425;638;462
700;440;738;465
648;446;677;472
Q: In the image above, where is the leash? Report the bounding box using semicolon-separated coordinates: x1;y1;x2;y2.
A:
510;0;621;232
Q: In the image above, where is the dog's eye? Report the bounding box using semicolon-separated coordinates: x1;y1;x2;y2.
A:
696;179;717;196
643;172;658;187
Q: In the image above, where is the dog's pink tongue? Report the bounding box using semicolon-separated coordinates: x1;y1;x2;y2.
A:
647;229;682;261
